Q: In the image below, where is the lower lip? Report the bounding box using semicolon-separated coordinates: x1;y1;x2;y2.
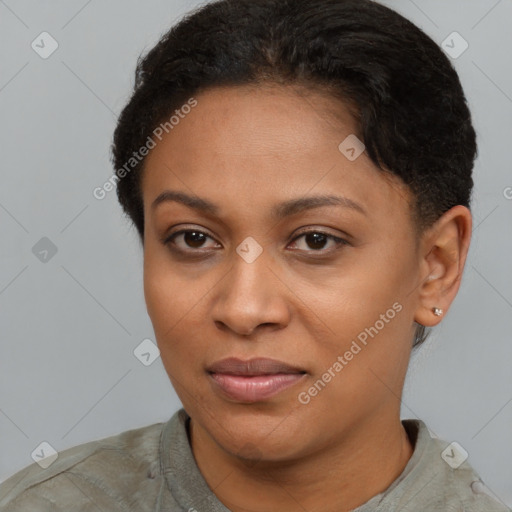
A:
209;373;306;402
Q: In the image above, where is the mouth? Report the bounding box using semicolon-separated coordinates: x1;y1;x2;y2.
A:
206;357;307;403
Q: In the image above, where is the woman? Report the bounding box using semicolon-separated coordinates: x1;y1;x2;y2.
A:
0;0;509;510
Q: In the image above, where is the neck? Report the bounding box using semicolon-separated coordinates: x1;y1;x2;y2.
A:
189;412;414;512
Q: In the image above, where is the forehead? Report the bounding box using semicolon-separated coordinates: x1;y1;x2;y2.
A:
141;85;413;224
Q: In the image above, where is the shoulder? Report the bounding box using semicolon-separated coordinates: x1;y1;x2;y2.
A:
402;419;511;512
0;421;166;512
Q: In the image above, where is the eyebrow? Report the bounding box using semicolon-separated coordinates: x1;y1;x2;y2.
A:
151;190;366;218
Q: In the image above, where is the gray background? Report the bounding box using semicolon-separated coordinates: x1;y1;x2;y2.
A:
1;0;511;507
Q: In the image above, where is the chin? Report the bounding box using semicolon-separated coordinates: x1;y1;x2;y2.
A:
197;399;313;460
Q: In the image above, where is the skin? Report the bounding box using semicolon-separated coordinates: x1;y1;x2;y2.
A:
141;84;472;512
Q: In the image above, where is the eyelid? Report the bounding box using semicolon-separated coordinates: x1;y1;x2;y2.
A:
288;229;349;253
291;226;349;241
163;226;219;247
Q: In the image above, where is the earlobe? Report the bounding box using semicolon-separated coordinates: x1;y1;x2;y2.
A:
413;205;472;327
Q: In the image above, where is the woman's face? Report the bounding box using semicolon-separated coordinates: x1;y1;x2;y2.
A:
141;84;423;461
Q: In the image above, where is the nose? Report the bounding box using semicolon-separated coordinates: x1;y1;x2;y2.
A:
211;248;291;337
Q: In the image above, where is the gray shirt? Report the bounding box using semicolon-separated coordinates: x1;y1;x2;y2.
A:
0;408;509;511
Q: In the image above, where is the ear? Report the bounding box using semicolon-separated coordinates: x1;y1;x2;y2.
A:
414;205;472;327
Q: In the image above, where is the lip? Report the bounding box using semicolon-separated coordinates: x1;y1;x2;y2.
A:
207;357;305;375
207;357;307;403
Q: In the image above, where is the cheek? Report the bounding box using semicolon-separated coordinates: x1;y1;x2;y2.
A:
143;263;197;383
143;245;186;335
307;243;416;381
320;246;411;323
143;247;210;367
305;303;412;422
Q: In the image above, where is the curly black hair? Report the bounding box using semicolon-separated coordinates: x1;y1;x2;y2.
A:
111;0;477;347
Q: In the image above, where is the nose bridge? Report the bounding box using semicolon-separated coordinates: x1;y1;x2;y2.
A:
227;242;274;307
233;243;271;290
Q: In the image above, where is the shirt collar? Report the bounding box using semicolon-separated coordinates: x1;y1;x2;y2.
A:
159;409;443;512
160;408;231;511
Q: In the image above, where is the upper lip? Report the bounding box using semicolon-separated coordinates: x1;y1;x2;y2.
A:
206;357;306;376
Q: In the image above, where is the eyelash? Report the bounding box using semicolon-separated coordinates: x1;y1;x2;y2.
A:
163;228;349;257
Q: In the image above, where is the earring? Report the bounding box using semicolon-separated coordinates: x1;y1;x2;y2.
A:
432;307;443;316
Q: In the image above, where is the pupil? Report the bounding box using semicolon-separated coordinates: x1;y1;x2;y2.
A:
306;233;327;250
185;231;205;248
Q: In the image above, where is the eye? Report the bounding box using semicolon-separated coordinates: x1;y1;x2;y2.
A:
163;227;349;256
164;229;220;252
288;230;348;253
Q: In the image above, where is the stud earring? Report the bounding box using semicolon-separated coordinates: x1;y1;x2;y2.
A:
432;307;443;316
